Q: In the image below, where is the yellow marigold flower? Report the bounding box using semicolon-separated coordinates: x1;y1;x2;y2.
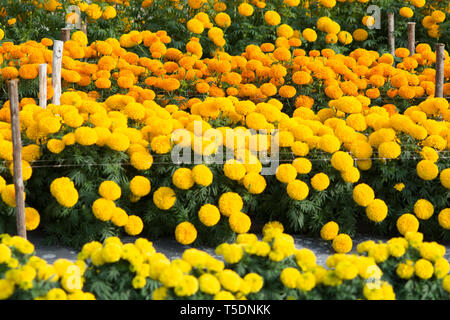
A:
329;96;362;114
215;12;231;28
332;234;353;254
130;176;151;197
187;18;204;34
244;273;264;293
150;135;171;154
318;134;341;154
199;273;221;295
0;243;12;264
1;67;18;80
395;48;410;58
188;0;206;9
291;141;309;157
416;160;439;181
274;47;292;63
45;288;67;300
243;172;266;194
286;179;309;201
217;243;244;264
92;198;115;221
198;204;221;227
434;258;450;279
302;28;317;42
132;276;147;290
399;7;414;18
292;158;312;175
9;160;32;181
175;221;197;245
218;192;243;217
25;207;40;231
106;132;130;152
378;141;401;159
130;152;153;171
74;126;98;146
224;159;246;181
124;215;144;236
366;199;388;223
238;3;254;16
279;85;296;98
337;31;352;45
310;173;330;191
438;208;450;229
102;6;117;20
264;11;281;26
353;29;368;42
335;260;358;280
431;10;445;23
98;180;121;201
153;186;176;210
50;177;78;208
276;164;297;184
280;267;300;289
414;258;434;280
396;260;415;279
413;199;434;220
331;151;354;172
229;212;251;234
419;146;439;163
172;168;195;190
353;183;375;207
397;213;419;235
111;207;128;227
19;64;38;80
101;242;122;264
174;275;199;297
394;183;405;192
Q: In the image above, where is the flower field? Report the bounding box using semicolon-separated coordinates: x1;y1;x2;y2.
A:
0;0;449;300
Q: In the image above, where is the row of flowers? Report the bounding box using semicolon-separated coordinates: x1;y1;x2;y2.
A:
0;39;448;247
1;27;449;116
0;0;448;56
1;223;449;300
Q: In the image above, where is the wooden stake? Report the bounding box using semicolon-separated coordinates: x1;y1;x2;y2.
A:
61;28;71;42
39;64;47;109
7;79;27;239
81;19;87;35
388;12;395;57
407;22;415;56
435;43;445;98
52;41;63;106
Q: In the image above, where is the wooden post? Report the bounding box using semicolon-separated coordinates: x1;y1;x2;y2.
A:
388;12;395;57
39;64;47;109
407;22;415;56
61;28;71;42
435;43;445;98
52;40;63;105
7;79;27;239
81;19;87;35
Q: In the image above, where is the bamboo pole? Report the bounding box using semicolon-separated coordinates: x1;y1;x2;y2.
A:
81;19;87;35
39;64;47;109
61;28;71;42
52;40;63;106
435;43;445;98
388;12;395;58
407;22;415;56
7;79;27;239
